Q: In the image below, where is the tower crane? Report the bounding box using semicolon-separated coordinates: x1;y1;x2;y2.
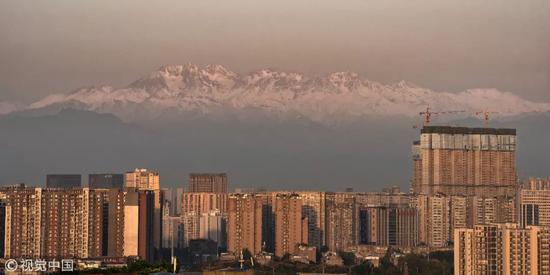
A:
418;106;466;126
475;110;500;127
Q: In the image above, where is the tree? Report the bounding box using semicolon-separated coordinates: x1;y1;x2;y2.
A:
338;251;356;266
351;262;374;275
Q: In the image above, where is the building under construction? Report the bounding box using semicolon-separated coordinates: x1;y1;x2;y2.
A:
412;126;517;197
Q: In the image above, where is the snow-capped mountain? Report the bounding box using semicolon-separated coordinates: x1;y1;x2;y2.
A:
19;63;550;124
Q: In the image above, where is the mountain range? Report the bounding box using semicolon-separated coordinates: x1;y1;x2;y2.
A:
3;63;550;124
1;64;549;190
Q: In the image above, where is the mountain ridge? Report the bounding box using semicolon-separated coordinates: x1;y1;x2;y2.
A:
4;63;550;124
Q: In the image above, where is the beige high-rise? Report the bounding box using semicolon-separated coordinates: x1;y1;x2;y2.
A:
325;196;357;252
455;224;550;275
274;193;304;257
413;126;517;196
227;194;263;256
294;191;326;248
1;186;43;258
411;194;450;248
521;180;550;227
181;192;227;248
181;211;200;246
125;168;160;190
125;168;162;260
182;192;227;215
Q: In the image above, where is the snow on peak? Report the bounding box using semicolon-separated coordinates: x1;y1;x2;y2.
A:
327;72;361;91
241;69;307;92
24;64;550;123
130;63;239;91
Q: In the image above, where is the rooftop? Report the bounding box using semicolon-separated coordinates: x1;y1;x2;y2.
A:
421;126;516;135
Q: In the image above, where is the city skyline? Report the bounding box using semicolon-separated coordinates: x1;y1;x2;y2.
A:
1;1;549;273
1;124;550;274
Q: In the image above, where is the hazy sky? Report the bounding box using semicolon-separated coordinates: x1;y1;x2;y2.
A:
1;0;549;103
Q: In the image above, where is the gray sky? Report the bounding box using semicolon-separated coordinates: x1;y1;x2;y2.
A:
1;0;549;103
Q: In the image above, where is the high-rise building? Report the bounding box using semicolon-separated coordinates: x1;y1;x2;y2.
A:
227;194;263;256
521;203;540;227
180;192;227;248
137;190;156;262
125;169;160;190
412;126;517;196
2;186;93;259
107;188;126;257
118;189;156;261
46;174;82;188
455;224;550;275
521;184;550;227
471;196;516;225
199;210;226;248
182;192;227;215
450;196;468;230
410;126;519;251
261;191;326;249
189;173;228;193
359;206;418;248
360;206;388;246
125;168;162;259
326;196;357;252
87;189;110;257
41;188;90;259
412;194;451;248
182;211;200;247
256;192;276;253
89;173;124;189
295;191;326;248
0;200;7;258
412;193;516;248
411;141;423;194
162;215;184;250
526;178;550;190
388;207;418;247
274;193;305;257
163;187;184;216
1;186;42;258
0;185;162;261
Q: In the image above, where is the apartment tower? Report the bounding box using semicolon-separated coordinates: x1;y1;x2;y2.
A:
188;173;228;193
455;224;550;275
227;194;263;256
274;193;305;257
125;168;162;260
